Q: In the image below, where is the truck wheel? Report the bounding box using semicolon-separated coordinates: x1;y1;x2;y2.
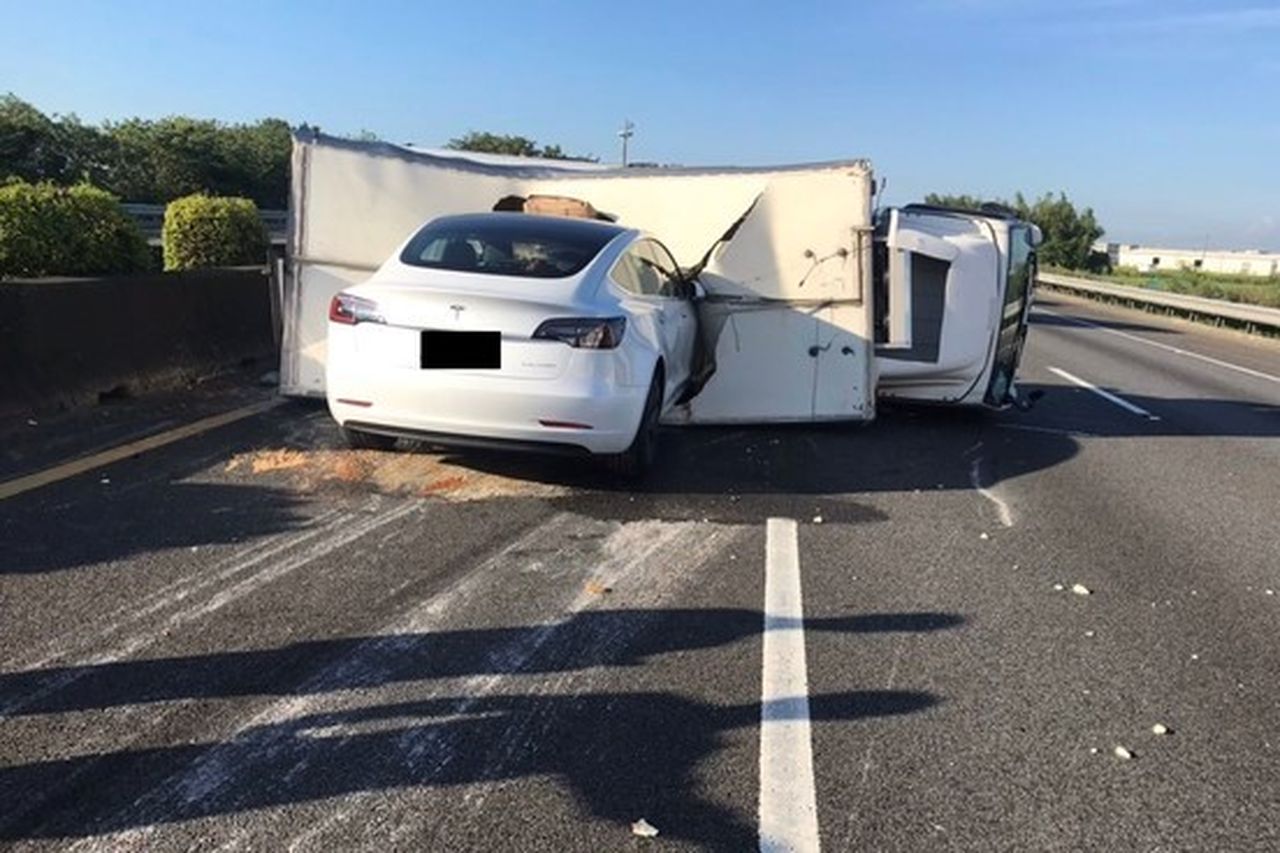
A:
341;426;397;451
606;370;662;480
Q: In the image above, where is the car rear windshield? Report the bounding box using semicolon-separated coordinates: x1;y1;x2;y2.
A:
399;215;621;279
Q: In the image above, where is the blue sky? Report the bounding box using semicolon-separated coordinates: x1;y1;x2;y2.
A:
2;0;1277;249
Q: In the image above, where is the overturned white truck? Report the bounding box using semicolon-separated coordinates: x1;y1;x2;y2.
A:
280;132;1039;432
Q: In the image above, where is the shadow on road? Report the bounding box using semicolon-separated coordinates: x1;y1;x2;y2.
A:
0;480;308;575
0;609;961;716
0;606;958;845
0;690;938;847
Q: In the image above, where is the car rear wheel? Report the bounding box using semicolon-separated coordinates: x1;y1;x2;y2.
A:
606;369;662;480
341;425;398;451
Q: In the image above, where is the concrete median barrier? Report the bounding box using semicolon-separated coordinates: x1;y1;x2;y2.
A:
0;267;276;417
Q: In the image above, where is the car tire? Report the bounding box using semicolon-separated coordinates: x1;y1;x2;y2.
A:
606;368;662;480
341;425;397;451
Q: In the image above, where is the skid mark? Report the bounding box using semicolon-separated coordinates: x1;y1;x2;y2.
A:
1;502;418;718
4;508;348;673
969;457;1014;528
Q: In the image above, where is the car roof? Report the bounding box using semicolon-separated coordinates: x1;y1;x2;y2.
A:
427;212;631;241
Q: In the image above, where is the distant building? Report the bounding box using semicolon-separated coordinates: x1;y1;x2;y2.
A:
1095;242;1280;277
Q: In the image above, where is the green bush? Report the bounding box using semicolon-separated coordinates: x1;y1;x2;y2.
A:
0;181;150;278
162;193;267;271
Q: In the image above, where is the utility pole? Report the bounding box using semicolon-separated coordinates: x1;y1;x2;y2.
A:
618;119;635;167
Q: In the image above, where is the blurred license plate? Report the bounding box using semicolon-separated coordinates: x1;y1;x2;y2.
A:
421;331;501;369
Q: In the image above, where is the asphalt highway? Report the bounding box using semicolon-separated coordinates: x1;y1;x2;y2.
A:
1;291;1278;851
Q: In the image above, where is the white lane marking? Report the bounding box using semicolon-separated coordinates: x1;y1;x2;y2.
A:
1047;366;1161;421
993;422;1100;438
0;399;284;501
969;458;1013;528
759;518;821;853
1035;307;1280;387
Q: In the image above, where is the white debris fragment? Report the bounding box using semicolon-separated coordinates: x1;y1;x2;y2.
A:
979;532;990;540
99;477;110;485
631;818;659;838
1151;723;1169;736
1072;583;1092;596
1266;589;1275;596
1084;630;1096;638
1089;747;1099;755
1113;746;1133;760
728;554;737;561
189;546;199;553
1053;583;1065;592
26;418;38;426
812;515;824;524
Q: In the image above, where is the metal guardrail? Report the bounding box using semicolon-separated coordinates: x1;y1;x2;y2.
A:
1038;272;1280;335
121;203;288;243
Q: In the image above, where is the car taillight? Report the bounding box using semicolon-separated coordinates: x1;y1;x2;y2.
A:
329;292;385;325
532;317;626;349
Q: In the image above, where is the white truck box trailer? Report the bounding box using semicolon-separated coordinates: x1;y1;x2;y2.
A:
279;132;1037;423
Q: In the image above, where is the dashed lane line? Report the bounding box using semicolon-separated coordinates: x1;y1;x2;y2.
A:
1047;366;1161;421
759;518;821;853
1035;307;1280;387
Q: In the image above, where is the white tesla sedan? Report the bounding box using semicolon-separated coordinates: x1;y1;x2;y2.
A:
326;213;700;475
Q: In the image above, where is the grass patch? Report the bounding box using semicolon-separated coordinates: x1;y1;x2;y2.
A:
1048;266;1280;309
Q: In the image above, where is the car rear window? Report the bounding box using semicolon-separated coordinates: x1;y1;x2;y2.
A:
399;215;621;279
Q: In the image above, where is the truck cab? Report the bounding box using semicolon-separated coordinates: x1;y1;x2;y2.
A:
873;204;1042;408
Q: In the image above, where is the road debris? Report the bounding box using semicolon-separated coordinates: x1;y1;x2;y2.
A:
26;418;38;426
1072;583;1092;596
979;532;990;540
1266;589;1275;596
584;580;613;596
1113;746;1134;760
1053;583;1065;592
1084;630;1095;638
1151;723;1170;736
631;818;659;838
99;477;110;485
1089;747;1099;755
812;515;824;524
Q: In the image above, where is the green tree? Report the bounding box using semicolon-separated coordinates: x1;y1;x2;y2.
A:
923;190;1104;270
445;130;593;161
0;94;70;183
1014;191;1104;270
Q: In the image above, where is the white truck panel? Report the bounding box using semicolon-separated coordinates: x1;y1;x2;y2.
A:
282;133;875;424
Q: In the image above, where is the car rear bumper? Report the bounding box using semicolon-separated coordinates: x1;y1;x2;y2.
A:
326;371;647;455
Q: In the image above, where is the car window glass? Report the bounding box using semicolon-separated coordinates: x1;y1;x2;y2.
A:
610;248;645;294
400;217;618;279
639;240;682;298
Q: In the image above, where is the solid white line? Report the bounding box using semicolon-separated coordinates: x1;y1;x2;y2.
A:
759;518;821;853
1047;366;1161;421
0;399;285;501
1035;307;1280;386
